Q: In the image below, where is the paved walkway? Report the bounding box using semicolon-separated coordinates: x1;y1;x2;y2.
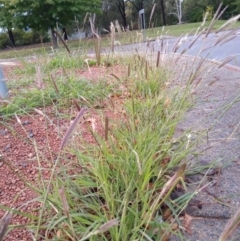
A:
167;55;240;240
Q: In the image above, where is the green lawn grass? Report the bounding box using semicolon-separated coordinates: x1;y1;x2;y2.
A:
144;20;240;38
0;20;239;59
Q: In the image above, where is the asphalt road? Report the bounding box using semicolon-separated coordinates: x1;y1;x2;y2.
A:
113;29;240;67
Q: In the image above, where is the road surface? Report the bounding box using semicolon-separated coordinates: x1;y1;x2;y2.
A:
113;29;240;67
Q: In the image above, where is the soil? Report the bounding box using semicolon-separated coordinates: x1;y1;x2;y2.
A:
0;62;127;240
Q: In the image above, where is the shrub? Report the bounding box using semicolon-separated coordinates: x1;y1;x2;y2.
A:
0;32;11;49
0;29;50;49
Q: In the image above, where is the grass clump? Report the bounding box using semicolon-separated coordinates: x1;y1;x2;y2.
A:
0;54;113;118
0;78;110;118
45;54;85;71
20;52;195;241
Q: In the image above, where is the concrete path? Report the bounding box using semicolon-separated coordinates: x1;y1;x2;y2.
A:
166;55;240;241
112;29;240;67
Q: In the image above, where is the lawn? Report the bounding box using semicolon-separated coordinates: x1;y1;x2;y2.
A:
144;20;240;38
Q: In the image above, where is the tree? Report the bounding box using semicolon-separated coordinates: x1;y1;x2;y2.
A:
116;0;128;29
128;0;144;11
232;0;240;13
99;1;121;32
114;0;146;30
168;0;183;24
0;1;16;46
8;0;101;48
159;0;167;25
125;0;164;28
183;0;236;23
127;0;145;29
101;0;166;31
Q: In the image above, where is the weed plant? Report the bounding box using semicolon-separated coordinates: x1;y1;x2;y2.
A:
0;45;194;240
0;53;112;118
27;52;193;241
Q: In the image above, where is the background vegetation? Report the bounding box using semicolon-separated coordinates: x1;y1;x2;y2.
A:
0;0;240;51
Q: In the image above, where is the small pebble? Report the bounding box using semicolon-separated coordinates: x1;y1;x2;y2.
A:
23;120;31;125
4;144;11;151
0;129;6;135
28;153;34;158
29;130;34;138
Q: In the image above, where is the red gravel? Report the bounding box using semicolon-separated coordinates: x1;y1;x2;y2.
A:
0;63;127;240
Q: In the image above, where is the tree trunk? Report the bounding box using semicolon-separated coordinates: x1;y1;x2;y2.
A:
129;0;143;11
7;29;15;47
176;0;182;24
139;0;143;10
62;27;68;41
117;0;128;30
159;0;166;26
50;26;58;49
122;13;127;30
